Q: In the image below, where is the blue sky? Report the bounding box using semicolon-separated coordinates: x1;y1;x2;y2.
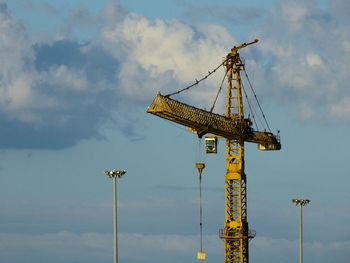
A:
0;0;349;262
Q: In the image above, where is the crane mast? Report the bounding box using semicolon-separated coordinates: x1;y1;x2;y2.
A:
221;40;256;263
147;39;280;263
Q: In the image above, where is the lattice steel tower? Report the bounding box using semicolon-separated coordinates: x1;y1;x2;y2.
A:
147;39;281;263
220;40;254;263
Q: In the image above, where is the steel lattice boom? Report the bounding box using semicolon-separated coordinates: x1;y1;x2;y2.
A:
147;93;281;150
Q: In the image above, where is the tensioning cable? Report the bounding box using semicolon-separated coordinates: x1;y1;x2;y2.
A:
165;60;226;97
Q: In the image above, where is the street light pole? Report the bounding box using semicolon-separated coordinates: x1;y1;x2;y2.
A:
105;170;126;263
292;198;310;263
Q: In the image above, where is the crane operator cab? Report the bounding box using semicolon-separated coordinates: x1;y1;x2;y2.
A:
205;137;218;154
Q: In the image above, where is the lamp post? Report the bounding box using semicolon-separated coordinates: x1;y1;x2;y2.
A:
105;170;126;263
195;163;206;261
292;198;310;263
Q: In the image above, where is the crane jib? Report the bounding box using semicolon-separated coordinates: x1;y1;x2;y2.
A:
147;93;281;150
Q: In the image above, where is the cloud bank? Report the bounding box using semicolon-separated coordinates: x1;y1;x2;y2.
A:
253;0;350;121
1;0;350;149
0;231;349;263
0;3;119;149
0;2;233;149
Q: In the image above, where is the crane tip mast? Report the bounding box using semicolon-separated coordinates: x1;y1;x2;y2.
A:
147;39;281;263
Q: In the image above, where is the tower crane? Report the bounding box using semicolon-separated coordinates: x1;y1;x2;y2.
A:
147;39;281;263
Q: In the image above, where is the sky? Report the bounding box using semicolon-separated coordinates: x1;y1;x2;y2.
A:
0;0;349;262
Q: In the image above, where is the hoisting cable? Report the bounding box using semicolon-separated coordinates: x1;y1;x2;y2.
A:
242;74;266;130
195;162;206;261
250;97;266;131
210;68;228;113
243;68;272;132
241;82;260;131
165;60;226;97
199;170;203;251
250;98;266;131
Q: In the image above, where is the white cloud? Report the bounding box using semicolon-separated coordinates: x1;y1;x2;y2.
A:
251;237;350;263
254;0;350;121
1;0;350;148
0;2;239;148
100;12;234;107
122;233;197;253
1;231;348;263
329;97;350;119
0;231;111;263
0;4;122;148
279;1;309;32
0;231;220;263
44;65;89;91
0;4;37;119
0;5;89;123
305;52;323;67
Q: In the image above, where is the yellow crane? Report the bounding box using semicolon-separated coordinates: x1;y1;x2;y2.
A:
147;39;281;263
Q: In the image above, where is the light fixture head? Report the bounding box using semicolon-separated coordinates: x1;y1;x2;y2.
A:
292;198;310;206
104;170;126;178
195;163;205;176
